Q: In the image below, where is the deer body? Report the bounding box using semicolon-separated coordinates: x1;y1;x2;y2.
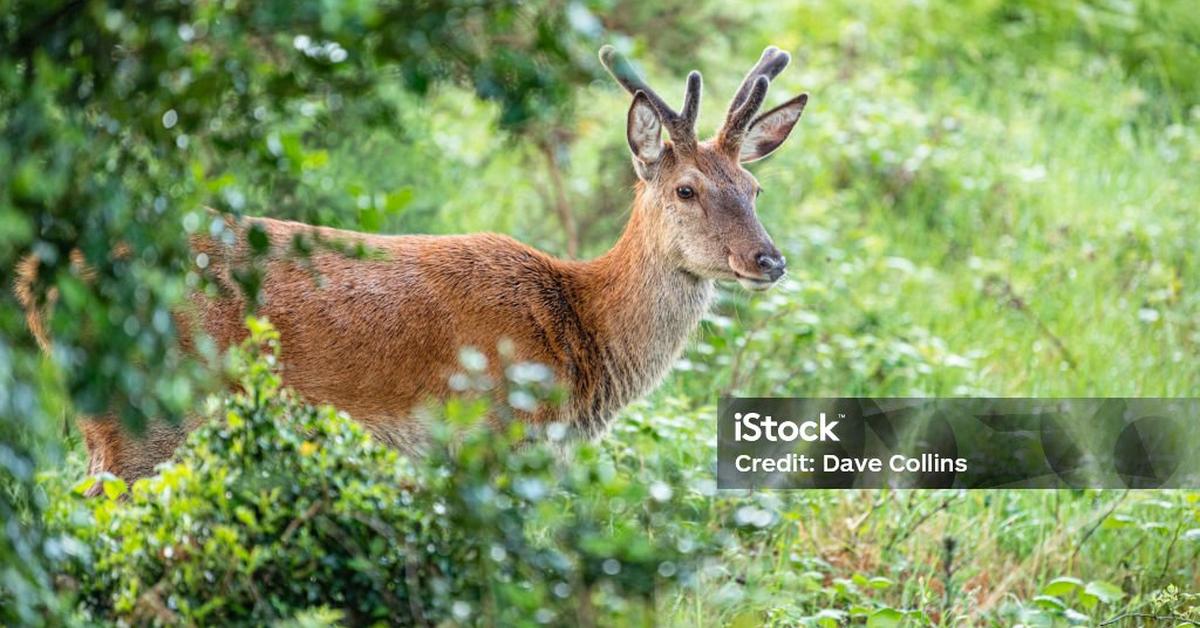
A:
190;197;713;445
22;46;808;488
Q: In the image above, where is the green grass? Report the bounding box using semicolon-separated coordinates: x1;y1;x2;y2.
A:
40;0;1200;624
611;2;1200;623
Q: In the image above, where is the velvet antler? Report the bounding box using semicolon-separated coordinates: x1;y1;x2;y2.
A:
599;45;702;152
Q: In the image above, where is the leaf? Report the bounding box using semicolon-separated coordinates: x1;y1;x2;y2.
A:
729;612;760;628
868;576;894;590
1042;576;1084;598
385;187;415;214
301;149;329;170
814;608;847;627
72;476;98;496
234;506;257;527
1181;528;1200;542
1033;595;1067;610
866;608;904;628
1084;581;1125;604
831;577;857;595
848;604;872;617
102;475;128;500
1100;513;1137;529
247;223;271;256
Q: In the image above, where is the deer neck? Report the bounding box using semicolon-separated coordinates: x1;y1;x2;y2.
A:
570;190;714;432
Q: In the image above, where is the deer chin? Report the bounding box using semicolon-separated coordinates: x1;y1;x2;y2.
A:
726;257;780;291
735;275;776;291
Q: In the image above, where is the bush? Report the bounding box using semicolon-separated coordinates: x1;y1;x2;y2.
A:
47;320;717;625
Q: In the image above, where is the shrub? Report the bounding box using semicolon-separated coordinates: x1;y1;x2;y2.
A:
47;319;715;625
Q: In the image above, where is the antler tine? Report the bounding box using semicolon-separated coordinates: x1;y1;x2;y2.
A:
720;75;770;151
679;71;702;131
719;46;791;155
599;45;700;148
727;46;791;113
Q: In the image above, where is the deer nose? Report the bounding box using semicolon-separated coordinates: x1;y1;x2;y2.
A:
755;252;786;281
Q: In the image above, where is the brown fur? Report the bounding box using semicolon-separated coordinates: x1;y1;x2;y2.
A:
15;47;808;490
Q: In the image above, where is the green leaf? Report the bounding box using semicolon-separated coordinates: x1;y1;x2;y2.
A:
868;576;894;590
815;608;847;628
728;612;760;628
1042;576;1084;598
1033;595;1067;611
385;186;415;214
1084;581;1125;604
866;608;904;628
848;604;873;617
72;476;98;496
234;506;257;527
247;223;271;256
102;475;128;500
1100;514;1137;529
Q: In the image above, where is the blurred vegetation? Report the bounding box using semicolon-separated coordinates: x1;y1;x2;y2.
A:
4;0;1200;624
49;321;719;625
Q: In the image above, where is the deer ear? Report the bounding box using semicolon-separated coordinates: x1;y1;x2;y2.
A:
739;93;807;163
627;91;664;178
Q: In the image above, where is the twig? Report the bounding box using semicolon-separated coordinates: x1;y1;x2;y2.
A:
984;276;1077;369
537;140;579;258
1157;519;1185;583
884;495;956;553
280;500;323;541
723;307;789;395
1099;612;1195;626
1071;490;1129;563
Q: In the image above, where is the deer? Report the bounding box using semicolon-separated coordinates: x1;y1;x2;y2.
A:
17;45;808;491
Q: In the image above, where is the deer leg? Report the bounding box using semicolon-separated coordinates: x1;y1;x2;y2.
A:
78;414;204;496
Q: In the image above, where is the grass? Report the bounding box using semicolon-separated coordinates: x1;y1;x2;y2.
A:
42;0;1200;624
601;399;1200;625
608;3;1200;623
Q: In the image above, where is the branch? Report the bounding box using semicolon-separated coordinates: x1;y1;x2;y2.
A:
536;140;579;258
1099;612;1196;626
984;276;1077;369
1071;490;1129;562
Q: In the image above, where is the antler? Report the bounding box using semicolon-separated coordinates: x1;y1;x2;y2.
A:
718;46;791;155
599;45;701;151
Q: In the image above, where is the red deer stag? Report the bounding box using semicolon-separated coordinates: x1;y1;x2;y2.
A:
18;46;808;489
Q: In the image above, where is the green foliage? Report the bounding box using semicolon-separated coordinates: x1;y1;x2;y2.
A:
5;0;1200;624
47;320;717;625
1;0;621;434
1;1;730;620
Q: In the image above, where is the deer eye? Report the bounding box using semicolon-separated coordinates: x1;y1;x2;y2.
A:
756;188;763;198
676;186;695;200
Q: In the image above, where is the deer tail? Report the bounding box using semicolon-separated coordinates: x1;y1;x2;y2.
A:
14;253;53;352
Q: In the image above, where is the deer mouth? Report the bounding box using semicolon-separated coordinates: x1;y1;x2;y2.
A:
733;272;778;291
726;253;781;291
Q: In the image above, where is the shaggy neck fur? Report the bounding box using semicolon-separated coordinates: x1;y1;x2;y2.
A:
568;187;714;434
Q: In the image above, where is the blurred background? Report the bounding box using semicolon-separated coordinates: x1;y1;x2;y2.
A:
3;0;1199;624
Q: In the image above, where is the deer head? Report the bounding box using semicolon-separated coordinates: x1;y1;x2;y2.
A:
600;45;808;291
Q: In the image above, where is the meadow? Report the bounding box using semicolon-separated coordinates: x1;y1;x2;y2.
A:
4;0;1199;625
